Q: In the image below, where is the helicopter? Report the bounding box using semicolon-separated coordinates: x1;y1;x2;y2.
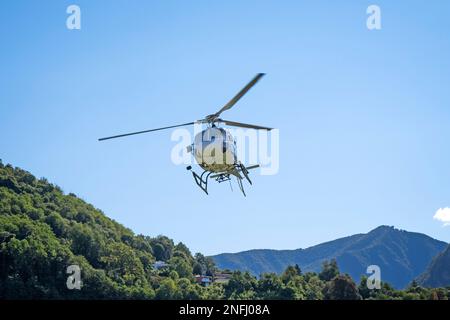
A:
99;73;273;196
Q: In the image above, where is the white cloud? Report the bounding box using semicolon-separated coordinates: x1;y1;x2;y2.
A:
433;208;450;226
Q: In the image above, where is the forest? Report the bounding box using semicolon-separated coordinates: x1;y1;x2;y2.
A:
0;160;449;300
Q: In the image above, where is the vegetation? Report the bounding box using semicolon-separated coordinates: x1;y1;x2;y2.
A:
0;161;449;300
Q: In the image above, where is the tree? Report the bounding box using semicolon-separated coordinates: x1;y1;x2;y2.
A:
151;236;174;261
0;215;73;299
193;262;203;275
323;274;362;300
176;278;202;299
224;271;257;299
358;276;369;300
294;264;302;276
319;259;340;281
204;257;217;276
303;273;325;300
203;283;225;299
284;276;307;300
155;278;178;299
257;273;286;299
153;243;166;261
194;253;216;276
174;242;192;262
100;242;147;287
281;265;302;284
169;256;193;279
45;212;67;237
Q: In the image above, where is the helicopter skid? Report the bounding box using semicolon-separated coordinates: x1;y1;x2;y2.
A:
187;163;259;196
188;169;212;195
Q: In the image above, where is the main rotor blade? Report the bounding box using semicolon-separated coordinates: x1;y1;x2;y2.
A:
98;122;195;141
214;73;265;117
219;119;273;131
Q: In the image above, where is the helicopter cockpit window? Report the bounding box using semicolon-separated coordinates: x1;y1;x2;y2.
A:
203;133;216;142
202;131;210;141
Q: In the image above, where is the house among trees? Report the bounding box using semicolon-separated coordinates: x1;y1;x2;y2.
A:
195;275;212;287
194;272;233;286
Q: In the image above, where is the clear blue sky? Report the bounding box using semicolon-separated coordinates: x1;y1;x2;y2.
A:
1;1;449;255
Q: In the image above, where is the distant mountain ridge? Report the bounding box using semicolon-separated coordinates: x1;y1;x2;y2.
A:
211;226;448;288
417;244;450;288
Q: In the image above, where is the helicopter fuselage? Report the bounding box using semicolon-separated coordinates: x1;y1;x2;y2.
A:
193;127;237;173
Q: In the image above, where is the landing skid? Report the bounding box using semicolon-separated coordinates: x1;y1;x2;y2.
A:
187;166;212;195
187;163;259;196
236;174;246;196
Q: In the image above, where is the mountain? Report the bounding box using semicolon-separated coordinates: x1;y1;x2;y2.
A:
211;226;448;288
417;244;450;288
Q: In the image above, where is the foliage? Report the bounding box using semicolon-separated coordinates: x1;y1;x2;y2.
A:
0;163;187;299
323;274;361;300
319;259;339;281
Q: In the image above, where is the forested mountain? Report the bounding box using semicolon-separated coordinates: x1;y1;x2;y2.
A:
417;245;450;288
211;226;448;288
1;160;449;300
0;161;216;299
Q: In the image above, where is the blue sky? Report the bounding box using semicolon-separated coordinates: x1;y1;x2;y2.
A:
1;0;449;255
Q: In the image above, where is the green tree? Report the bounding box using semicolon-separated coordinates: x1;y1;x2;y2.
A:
153;243;166;261
224;271;257;299
100;242;147;287
155;278;178;299
281;265;302;284
194;253;216;276
169;256;193;279
302;273;325;300
323;274;362;300
176;278;202;299
203;283;225;299
193;262;203;275
257;273;285;299
319;259;339;281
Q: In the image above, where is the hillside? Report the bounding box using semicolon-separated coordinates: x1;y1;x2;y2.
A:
0;161;216;299
211;226;448;288
417;245;450;288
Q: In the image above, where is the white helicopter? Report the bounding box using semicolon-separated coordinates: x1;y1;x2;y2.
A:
99;73;273;196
